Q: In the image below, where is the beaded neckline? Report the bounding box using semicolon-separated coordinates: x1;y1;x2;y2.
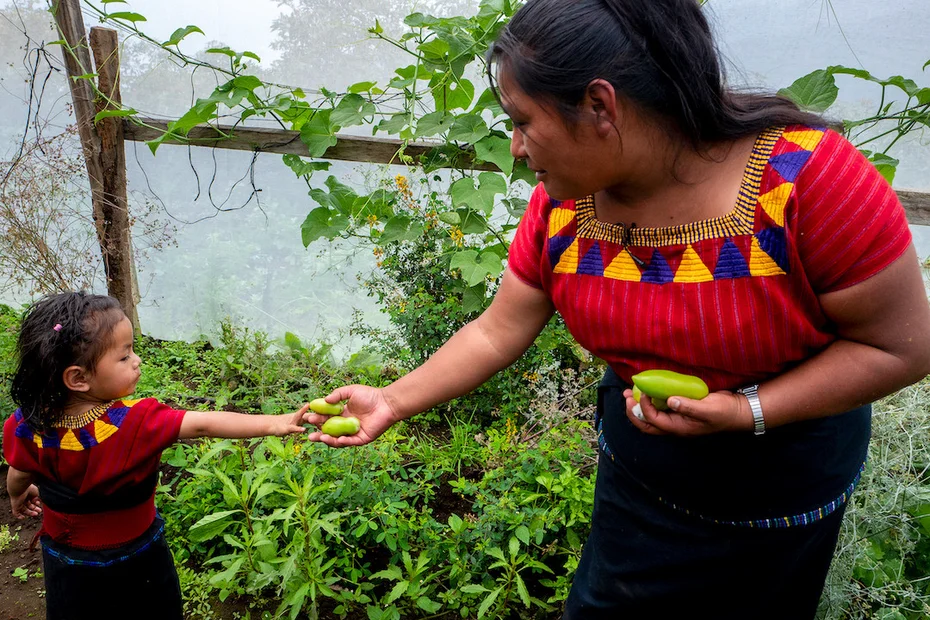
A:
57;401;115;429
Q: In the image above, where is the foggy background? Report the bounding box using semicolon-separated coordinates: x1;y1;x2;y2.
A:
1;0;928;356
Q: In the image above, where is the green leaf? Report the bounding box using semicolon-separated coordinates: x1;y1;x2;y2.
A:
514;525;530;545
106;11;146;22
189;510;241;542
380;216;422;243
450;250;503;286
508;535;520;558
457;209;489;234
477;586;502;619
418;38;450;61
282;154;331;178
861;150;898;184
300;110;338;157
778;69;838;112
431;76;475;111
242;51;261;63
415;111;454;138
460;584;489;594
510;158;537;186
376;112;412;137
416;597;442;613
232;75;263;92
301;207;347;245
463;284;486;314
916;88;930;106
163;25;204;47
448;114;490;144
331;94;376;129
206;47;236;58
348;81;377;94
503;197;528;218
93;108;137;123
450;172;506;215
515;572;531;607
369;19;384;35
438;211;461;225
474;135;514;175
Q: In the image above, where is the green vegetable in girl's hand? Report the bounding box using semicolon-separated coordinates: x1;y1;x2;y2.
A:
309;398;344;415
320;416;360;437
631;370;708;413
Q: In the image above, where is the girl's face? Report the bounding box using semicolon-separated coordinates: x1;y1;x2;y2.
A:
84;316;141;401
498;72;614;201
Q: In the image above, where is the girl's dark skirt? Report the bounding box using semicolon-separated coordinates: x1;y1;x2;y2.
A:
42;517;182;620
563;368;865;620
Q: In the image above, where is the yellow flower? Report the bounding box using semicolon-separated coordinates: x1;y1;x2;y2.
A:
367;214;379;227
449;227;464;247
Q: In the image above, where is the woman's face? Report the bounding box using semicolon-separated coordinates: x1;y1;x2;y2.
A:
498;72;615;200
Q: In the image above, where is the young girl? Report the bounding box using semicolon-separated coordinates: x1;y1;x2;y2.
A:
3;291;311;620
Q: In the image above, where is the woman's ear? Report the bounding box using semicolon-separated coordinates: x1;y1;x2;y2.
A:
62;366;90;392
585;78;621;138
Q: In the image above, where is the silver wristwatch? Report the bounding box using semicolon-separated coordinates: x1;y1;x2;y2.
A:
738;384;765;435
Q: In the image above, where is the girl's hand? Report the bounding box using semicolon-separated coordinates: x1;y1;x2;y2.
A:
302;385;401;447
272;403;312;436
623;389;753;436
11;484;42;519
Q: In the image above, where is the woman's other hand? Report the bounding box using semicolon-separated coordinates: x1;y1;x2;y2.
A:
624;388;753;436
303;385;401;447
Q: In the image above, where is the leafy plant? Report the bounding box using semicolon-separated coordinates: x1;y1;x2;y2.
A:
779;62;930;184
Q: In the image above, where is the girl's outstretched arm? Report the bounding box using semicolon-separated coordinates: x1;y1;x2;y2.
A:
178;403;311;440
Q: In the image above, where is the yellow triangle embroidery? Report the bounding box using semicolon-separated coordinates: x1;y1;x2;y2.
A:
749;237;786;276
758;182;793;227
121;399;142;407
548;208;575;238
94;419;120;442
554;239;580;274
604;250;642;282
59;430;84;451
32;433;44;449
674;245;714;283
782;130;824;152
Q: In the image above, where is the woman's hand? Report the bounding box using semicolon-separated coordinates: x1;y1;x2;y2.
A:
303;385;401;447
11;484;42;519
623;389;753;436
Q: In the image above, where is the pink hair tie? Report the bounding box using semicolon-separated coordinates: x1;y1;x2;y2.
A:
53;324;62;332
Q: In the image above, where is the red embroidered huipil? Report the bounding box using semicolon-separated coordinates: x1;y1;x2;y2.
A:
507;126;911;391
3;398;186;549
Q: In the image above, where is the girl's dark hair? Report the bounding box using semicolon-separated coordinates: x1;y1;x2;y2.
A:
10;292;124;433
488;0;834;148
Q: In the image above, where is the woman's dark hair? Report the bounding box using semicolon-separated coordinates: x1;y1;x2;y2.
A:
487;0;834;148
10;292;124;434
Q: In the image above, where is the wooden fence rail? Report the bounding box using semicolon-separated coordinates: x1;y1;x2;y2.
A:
124;116;930;226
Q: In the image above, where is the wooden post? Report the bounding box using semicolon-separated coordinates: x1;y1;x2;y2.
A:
51;1;137;328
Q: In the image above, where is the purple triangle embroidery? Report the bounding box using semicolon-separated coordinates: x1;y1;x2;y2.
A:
78;428;97;449
578;242;605;276
642;249;675;284
714;239;751;279
107;405;130;427
548;236;575;269
770;150;812;183
757;227;790;273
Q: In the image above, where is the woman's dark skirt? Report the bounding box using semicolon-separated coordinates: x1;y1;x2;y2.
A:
562;442;848;619
563;368;866;619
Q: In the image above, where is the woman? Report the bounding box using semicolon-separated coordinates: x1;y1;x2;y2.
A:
304;0;930;617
